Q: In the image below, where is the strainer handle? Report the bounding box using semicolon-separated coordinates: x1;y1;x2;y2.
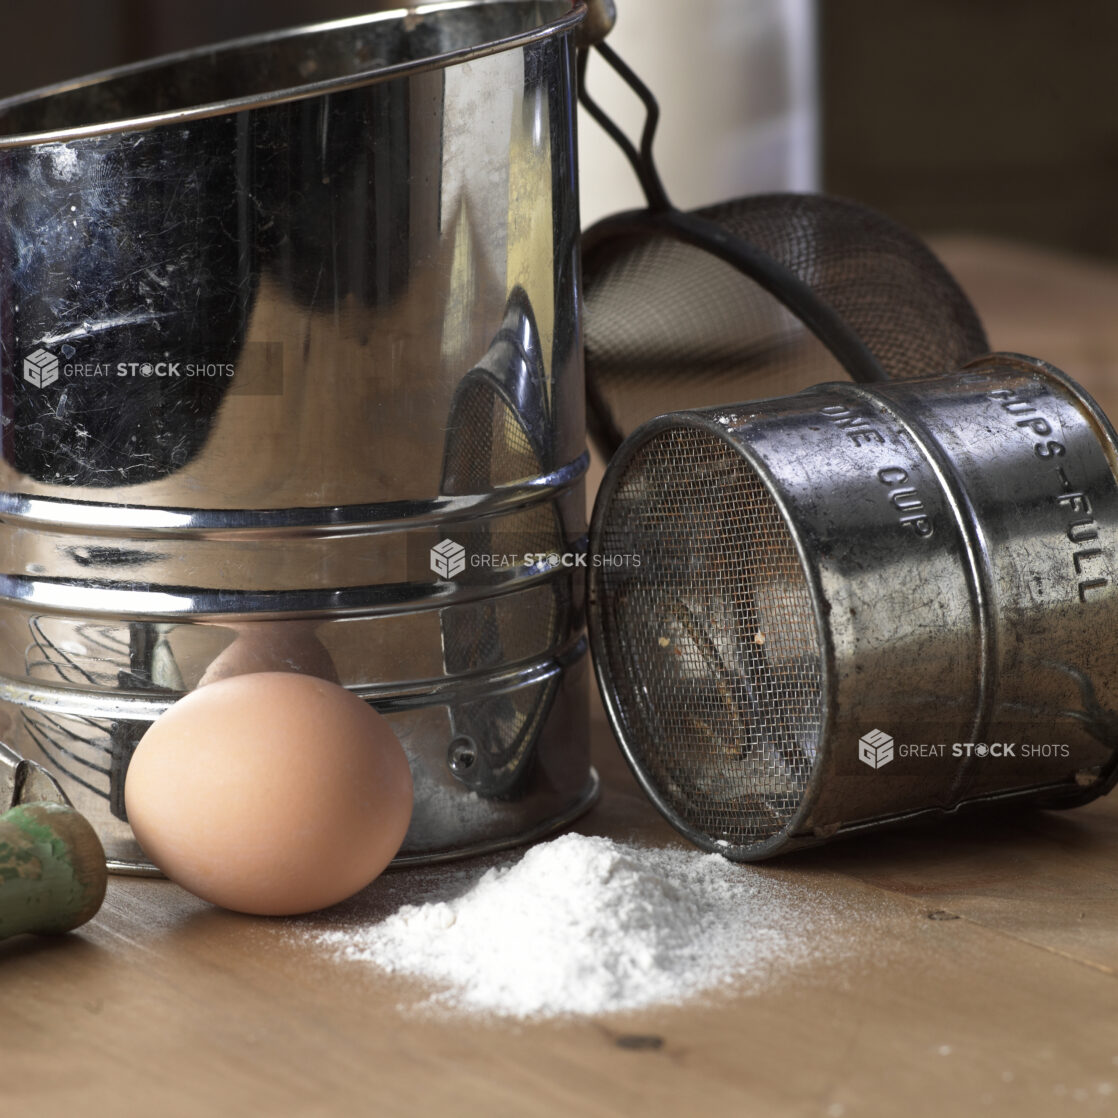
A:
577;39;672;211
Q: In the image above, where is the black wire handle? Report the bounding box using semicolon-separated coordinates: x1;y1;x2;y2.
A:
576;16;891;430
577;42;672;213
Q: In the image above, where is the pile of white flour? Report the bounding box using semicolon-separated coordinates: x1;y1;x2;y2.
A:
311;834;849;1019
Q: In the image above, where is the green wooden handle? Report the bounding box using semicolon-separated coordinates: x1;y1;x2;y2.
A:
0;801;107;940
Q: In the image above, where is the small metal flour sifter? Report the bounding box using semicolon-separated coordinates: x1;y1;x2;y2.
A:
0;1;610;870
590;355;1118;858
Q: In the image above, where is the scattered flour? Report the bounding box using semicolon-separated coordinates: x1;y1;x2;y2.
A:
311;833;850;1019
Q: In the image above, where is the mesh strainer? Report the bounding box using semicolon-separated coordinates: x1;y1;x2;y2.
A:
589;355;1118;859
578;42;988;454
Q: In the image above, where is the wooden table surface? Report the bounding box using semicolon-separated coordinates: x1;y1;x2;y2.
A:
5;239;1118;1118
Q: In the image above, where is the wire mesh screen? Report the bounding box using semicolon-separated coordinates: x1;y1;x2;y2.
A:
702;194;988;378
585;232;847;441
593;425;824;846
583;193;988;449
442;373;544;492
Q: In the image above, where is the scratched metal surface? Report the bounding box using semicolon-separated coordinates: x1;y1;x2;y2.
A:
590;356;1118;858
0;2;596;869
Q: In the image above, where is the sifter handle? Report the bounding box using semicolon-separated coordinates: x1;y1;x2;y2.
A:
0;801;107;941
575;0;617;47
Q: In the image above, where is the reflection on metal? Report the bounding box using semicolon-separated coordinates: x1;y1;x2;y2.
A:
0;2;595;869
440;289;577;798
591;355;1118;860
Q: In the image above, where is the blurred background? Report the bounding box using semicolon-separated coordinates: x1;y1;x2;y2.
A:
2;0;1117;402
3;0;1117;257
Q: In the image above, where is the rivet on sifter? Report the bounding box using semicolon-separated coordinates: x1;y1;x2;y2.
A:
447;736;478;775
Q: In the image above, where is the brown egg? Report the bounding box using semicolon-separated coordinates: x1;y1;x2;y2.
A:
125;672;413;915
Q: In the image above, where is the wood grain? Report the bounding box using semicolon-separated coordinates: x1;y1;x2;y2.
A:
3;240;1118;1117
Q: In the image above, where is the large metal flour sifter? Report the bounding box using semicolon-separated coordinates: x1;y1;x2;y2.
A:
0;1;606;870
